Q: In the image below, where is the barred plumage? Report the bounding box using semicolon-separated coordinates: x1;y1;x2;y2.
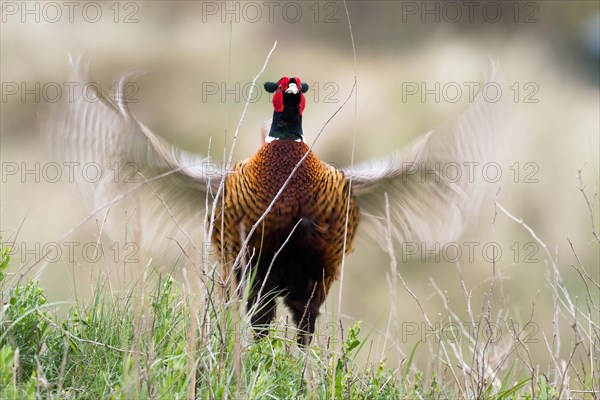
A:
214;139;359;343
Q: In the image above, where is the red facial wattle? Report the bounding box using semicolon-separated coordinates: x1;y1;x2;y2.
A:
272;76;305;115
272;76;288;113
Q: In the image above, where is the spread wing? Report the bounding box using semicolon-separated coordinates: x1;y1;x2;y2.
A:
42;56;224;259
343;68;501;247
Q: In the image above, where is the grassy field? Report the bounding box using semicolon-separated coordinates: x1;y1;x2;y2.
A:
2;209;598;399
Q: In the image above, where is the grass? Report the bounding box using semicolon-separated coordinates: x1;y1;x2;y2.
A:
0;255;408;399
1;207;599;400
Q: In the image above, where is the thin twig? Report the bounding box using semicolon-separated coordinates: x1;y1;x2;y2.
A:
337;0;359;328
576;165;600;243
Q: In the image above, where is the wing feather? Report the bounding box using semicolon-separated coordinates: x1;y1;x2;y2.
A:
343;67;501;247
42;56;223;258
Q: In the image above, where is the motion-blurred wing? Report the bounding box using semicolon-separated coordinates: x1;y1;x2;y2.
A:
42;56;224;259
343;70;500;247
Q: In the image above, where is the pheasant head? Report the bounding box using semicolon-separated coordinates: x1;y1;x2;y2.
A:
264;77;309;142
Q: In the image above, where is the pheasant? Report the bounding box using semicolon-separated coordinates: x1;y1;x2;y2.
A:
45;57;499;345
213;77;359;343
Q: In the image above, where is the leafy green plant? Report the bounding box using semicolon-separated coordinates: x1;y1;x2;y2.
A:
0;243;9;282
1;280;51;380
0;345;37;399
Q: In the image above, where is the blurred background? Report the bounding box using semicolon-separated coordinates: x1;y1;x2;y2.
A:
1;0;598;371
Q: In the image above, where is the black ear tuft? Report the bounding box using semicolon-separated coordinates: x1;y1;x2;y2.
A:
264;82;278;93
301;82;309;93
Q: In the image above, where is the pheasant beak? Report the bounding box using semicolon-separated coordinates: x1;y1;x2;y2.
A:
285;83;299;95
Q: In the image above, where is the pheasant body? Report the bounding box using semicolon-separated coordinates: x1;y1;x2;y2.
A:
214;139;359;342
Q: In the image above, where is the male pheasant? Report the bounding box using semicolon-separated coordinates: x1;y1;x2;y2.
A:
213;77;359;343
45;57;499;345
